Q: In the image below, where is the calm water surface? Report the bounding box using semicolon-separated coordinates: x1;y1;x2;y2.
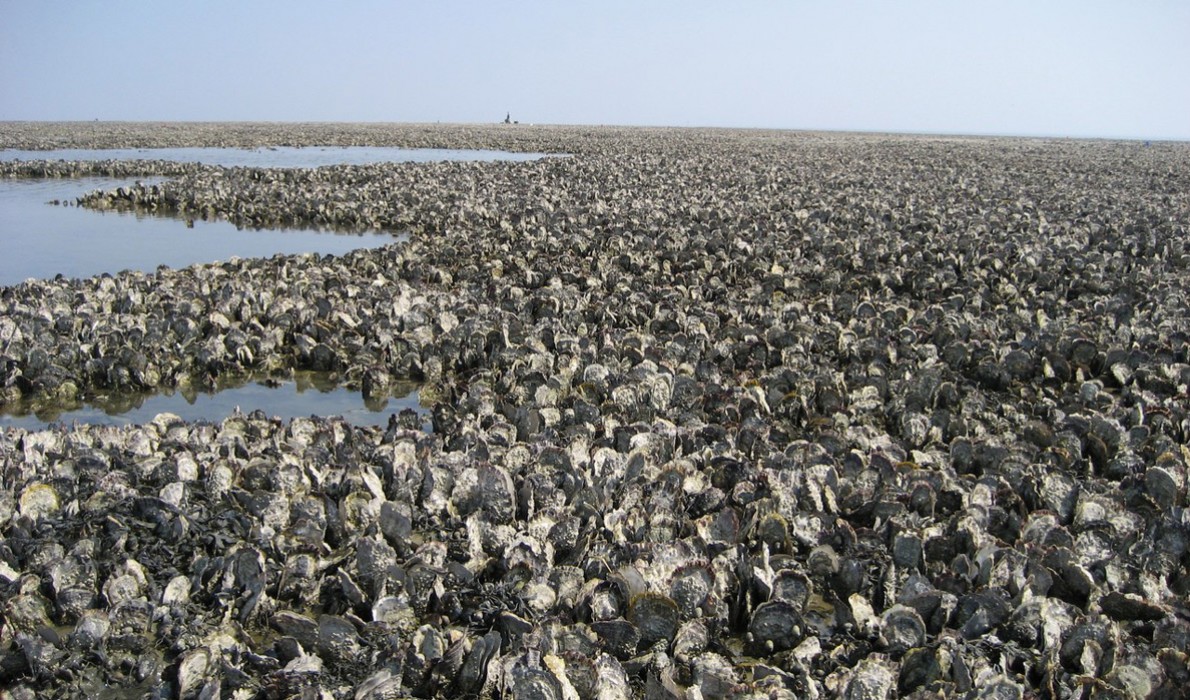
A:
0;146;554;285
0;145;553;168
0;177;398;286
0;146;535;426
0;374;427;430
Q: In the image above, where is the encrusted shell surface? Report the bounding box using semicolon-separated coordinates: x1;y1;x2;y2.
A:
1;122;1188;698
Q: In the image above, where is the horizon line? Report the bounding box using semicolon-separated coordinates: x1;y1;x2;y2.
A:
0;118;1185;144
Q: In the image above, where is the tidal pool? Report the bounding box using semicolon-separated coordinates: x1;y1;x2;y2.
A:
0;177;399;286
0;145;554;168
0;146;557;285
0;373;427;430
0;145;530;425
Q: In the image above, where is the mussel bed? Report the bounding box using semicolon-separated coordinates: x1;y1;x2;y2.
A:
1;123;1189;698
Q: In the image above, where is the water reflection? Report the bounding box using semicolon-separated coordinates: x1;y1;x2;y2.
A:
0;145;522;426
0;372;427;430
0;177;398;286
0;145;554;168
1;145;558;285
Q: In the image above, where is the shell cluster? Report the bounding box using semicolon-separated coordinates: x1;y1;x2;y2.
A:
2;122;1190;698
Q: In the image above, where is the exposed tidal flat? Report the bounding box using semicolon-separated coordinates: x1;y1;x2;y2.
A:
0;121;1189;698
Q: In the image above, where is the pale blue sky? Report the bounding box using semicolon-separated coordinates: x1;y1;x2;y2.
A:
1;1;1186;139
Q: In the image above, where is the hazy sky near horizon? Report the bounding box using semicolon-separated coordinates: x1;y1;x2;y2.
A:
1;1;1186;140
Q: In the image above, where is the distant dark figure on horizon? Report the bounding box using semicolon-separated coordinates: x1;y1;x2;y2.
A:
504;113;511;124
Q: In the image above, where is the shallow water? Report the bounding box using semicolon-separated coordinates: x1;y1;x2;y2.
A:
0;373;426;430
0;177;399;286
0;145;526;425
1;145;555;286
0;145;553;168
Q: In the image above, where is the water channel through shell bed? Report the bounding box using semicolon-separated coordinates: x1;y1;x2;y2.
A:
1;122;1189;698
